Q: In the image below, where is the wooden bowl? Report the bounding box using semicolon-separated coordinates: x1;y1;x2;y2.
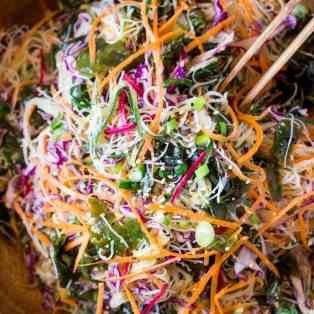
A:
0;2;56;312
1;1;314;314
0;238;46;314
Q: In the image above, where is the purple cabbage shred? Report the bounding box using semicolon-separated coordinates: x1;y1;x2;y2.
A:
213;0;228;26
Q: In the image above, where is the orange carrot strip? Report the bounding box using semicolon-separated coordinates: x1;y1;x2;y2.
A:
185;16;235;52
124;286;140;314
148;203;240;229
243;240;279;276
159;2;188;35
96;283;105;314
258;191;314;235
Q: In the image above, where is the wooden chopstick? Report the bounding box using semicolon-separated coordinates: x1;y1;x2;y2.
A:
241;16;314;107
220;0;301;92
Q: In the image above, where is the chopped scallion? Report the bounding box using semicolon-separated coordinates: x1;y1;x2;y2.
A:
219;121;228;136
192;96;206;111
195;164;209;179
51;113;64;130
128;164;146;182
249;213;260;225
195;221;215;247
196;133;210;146
293;4;309;20
163;216;171;226
175;163;187;176
166;119;178;133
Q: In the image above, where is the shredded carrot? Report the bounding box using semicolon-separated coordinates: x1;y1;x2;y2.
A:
58;287;78;310
123;286;140;314
152;0;159;37
239;0;257;25
94;249;217;265
64;238;83;252
138;136;154;163
182;264;218;314
31;228;50;246
223;302;256;313
73;233;90;272
227;142;266;184
202;104;239;143
14;201;50;246
96;282;105;314
243;240;279;276
210;254;220;313
259;47;270;73
183;239;245;314
43;172;88;201
108;257;180;283
215;277;255;314
298;204;314;250
6;1;313;312
258;190;314;235
159;2;188;35
148;203;240;229
185;16;235;52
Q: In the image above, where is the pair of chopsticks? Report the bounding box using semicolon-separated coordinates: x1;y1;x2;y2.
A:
220;0;314;107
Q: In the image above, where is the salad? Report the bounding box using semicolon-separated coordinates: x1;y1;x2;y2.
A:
0;0;314;313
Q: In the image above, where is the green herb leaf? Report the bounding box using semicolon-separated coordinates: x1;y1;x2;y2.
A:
189;9;208;35
249;213;260;225
51;234;78;287
0;102;10;122
116;219;145;250
76;39;130;78
128;89;145;136
266;161;282;201
164;79;193;88
51;113;64;130
272;118;299;166
275;305;298;314
88;197;108;217
70;84;91;110
118;179;140;191
162;37;188;72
